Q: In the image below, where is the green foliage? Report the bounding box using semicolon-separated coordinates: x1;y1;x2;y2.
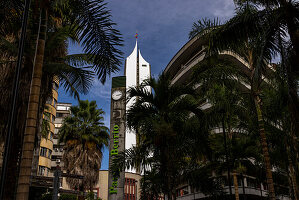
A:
189;18;221;39
113;74;222;198
41;112;51;139
40;193;52;200
59;100;109;148
53;0;124;83
59;193;77;200
85;192;102;200
59;100;109;190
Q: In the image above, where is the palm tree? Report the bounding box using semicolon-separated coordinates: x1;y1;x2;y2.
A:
189;39;279;199
190;1;299;124
118;74;202;200
58;100;109;191
11;0;122;199
190;4;299;197
191;59;263;200
261;66;299;200
0;22;96;199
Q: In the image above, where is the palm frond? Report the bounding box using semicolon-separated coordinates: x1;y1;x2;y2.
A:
44;62;95;95
59;0;123;83
189;18;222;39
0;0;23;35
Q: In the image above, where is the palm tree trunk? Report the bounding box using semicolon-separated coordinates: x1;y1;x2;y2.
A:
222;114;233;198
287;145;298;200
16;9;47;200
233;172;240;200
253;95;276;200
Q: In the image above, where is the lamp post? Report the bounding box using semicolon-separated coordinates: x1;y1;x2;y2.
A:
0;0;31;198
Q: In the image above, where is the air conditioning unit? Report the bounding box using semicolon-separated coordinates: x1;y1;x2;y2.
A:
56;159;61;164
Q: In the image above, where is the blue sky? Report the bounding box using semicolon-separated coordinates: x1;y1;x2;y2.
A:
58;0;236;170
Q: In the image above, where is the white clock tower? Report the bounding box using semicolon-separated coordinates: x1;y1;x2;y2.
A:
125;40;151;173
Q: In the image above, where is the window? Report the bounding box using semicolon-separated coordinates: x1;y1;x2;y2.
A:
38;166;46;176
56;113;63;117
53;99;57;108
40;147;47;157
54;128;59;134
142;64;147;67
55;124;62;128
48;149;52;159
125;178;136;200
57;105;67;110
52;115;55;123
176;186;189;197
46;97;52;105
50;132;53;141
247;178;257;188
53;82;59;91
44;112;50;121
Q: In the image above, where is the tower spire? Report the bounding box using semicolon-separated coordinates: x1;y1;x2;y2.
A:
135;32;138;39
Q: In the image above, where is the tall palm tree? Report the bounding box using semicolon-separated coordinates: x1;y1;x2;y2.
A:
58;100;109;191
231;0;299;132
13;0;122;199
191;59;263;200
0;21;96;199
114;74;202;200
190;4;299;196
189;43;277;199
190;1;299;119
261;66;299;200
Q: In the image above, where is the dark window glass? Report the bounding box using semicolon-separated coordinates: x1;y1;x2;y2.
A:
40;147;47;157
38;166;46;176
48;149;52;159
56;113;63;118
53;99;57;107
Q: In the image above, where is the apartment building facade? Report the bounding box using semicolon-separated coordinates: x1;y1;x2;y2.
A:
164;35;290;200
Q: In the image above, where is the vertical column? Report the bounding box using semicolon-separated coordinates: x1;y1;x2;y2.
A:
109;76;126;200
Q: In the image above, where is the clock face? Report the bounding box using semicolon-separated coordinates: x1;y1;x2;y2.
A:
112;90;123;101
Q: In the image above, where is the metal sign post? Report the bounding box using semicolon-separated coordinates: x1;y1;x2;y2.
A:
52;165;84;200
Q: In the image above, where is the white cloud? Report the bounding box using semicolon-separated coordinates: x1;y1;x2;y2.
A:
211;0;235;19
90;79;112;101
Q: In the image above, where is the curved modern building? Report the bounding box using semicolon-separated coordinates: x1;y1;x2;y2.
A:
164;35;289;200
37;80;59;177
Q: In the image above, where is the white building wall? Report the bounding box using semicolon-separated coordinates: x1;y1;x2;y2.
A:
138;49;150;85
